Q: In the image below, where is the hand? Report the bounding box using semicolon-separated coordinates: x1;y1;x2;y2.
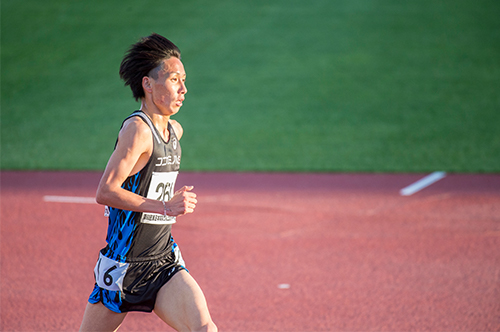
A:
167;186;197;216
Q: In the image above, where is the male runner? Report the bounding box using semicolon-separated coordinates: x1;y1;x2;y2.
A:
79;33;217;332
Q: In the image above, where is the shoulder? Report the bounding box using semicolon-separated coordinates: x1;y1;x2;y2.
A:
117;116;153;149
169;119;184;140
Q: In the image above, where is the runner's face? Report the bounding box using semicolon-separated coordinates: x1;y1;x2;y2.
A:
149;57;187;116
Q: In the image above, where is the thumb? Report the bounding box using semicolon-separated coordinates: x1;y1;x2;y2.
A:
176;185;194;194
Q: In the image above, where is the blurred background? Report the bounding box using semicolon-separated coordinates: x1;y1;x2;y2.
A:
2;0;499;172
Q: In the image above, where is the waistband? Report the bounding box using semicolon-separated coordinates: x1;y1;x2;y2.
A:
100;245;174;263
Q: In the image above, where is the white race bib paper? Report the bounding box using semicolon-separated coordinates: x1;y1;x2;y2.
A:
141;171;178;225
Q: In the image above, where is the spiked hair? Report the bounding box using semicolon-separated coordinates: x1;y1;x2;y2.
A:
119;33;181;101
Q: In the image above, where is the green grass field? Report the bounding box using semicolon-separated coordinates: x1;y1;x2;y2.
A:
2;0;499;172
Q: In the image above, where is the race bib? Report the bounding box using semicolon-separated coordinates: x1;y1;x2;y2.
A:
141;171;178;225
94;253;129;292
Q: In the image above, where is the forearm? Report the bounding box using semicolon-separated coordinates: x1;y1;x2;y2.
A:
96;185;164;215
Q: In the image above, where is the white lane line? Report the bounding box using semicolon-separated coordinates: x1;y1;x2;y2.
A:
43;195;96;204
400;171;447;196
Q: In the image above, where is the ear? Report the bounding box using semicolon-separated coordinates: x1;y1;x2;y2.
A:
142;76;153;94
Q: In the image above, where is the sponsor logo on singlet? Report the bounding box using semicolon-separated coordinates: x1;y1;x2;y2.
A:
155;155;181;166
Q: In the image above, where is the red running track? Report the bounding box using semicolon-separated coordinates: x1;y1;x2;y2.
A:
1;171;499;331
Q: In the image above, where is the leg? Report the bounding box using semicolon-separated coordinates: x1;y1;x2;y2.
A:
79;301;127;332
154;270;217;332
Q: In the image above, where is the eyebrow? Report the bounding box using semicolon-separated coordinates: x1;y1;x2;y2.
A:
167;71;186;77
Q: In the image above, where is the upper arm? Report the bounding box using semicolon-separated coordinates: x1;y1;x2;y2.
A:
169;119;184;140
97;118;153;197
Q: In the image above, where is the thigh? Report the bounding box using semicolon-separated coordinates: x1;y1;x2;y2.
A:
154;270;216;331
79;302;127;332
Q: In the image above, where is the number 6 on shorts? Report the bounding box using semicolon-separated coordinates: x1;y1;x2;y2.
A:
94;253;130;292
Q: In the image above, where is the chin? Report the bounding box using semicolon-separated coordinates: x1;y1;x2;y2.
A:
163;107;179;116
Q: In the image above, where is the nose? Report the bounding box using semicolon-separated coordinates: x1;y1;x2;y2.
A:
180;81;187;94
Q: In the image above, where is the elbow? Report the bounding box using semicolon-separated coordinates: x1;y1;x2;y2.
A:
95;193;105;206
95;185;110;206
95;191;105;206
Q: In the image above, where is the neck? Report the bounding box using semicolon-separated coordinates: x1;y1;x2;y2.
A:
140;100;170;141
141;99;170;120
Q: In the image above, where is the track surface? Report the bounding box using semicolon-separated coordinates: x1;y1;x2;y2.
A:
1;171;499;331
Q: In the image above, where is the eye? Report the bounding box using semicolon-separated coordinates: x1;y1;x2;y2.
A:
171;77;179;83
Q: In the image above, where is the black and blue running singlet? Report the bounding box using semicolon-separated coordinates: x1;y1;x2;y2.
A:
88;111;186;313
103;110;182;261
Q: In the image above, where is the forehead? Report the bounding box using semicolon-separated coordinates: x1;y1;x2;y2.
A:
159;57;186;76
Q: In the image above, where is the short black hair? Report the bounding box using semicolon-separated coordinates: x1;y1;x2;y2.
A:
119;33;181;101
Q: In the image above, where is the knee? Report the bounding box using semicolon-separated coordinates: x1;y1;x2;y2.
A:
196;321;217;332
208;321;217;332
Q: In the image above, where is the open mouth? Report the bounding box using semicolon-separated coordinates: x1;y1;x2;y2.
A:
175;98;184;107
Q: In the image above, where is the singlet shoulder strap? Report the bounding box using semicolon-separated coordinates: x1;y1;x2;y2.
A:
125;111;162;145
